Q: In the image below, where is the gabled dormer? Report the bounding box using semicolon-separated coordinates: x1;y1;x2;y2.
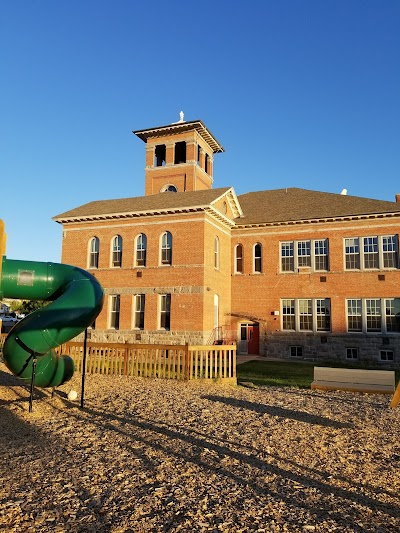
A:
133;113;224;196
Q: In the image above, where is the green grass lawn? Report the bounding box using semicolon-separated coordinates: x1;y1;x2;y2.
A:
237;360;400;389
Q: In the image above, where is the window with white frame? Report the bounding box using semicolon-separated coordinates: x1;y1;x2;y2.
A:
344;235;399;270
160;232;172;265
109;295;120;329
282;298;331;332
235;244;243;273
347;298;400;333
254;243;262;273
88;237;99;269
280;239;328;272
135;234;147;267
159;294;171;330
133;294;145;329
314;239;329;270
111;235;122;268
214;236;220;269
385;298;400;332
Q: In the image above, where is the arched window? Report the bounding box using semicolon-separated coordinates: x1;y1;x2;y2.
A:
88;237;99;269
135;234;147;267
235;244;243;273
111;235;122;267
214;236;220;269
254;243;262;273
161;231;172;265
160;184;178;192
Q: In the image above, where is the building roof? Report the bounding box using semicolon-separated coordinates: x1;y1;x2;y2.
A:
53;188;235;223
133;120;224;154
54;186;400;227
235;188;400;226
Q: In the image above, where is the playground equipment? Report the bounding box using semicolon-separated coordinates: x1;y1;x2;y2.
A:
0;219;104;389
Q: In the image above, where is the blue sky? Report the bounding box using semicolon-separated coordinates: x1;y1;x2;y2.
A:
1;0;399;263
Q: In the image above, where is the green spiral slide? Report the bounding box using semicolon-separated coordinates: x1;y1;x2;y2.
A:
0;255;104;388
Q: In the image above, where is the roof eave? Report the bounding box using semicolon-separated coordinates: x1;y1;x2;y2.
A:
234;210;400;228
133;120;224;154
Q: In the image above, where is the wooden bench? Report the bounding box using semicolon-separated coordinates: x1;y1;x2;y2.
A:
311;366;395;394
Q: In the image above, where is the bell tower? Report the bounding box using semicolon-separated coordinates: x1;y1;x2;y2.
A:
133;113;224;196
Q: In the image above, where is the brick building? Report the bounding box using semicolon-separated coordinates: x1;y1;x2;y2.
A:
54;116;400;366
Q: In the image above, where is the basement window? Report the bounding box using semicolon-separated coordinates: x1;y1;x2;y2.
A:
290;346;303;358
154;144;166;167
174;141;186;164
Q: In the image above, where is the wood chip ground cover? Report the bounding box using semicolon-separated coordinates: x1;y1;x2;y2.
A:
0;363;399;532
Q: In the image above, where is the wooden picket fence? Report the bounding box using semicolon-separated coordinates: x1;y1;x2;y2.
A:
59;341;237;384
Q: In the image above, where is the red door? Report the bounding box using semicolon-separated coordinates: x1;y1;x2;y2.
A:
247;324;259;354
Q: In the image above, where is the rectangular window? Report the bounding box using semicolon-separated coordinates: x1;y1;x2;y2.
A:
385;298;400;332
346;348;358;360
174;141;186;164
314;240;328;271
316;298;331;331
205;153;209;174
281;239;328;272
380;350;394;361
290;346;303;358
363;237;379;269
383;236;398;268
154;144;166;167
282;299;295;330
345;235;399;270
299;299;312;330
366;299;381;332
110;295;120;329
160;294;171;330
281;242;294;272
345;238;360;270
134;294;145;329
282;298;331;333
347;299;362;332
297;241;311;267
346;298;400;334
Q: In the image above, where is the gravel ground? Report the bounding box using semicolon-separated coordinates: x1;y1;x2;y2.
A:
0;362;399;533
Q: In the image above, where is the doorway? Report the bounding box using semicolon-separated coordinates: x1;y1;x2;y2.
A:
238;323;259;355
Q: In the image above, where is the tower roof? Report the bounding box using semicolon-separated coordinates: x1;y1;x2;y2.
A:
133;119;224;154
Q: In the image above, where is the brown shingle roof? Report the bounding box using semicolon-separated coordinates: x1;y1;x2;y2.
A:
53;188;232;221
235;188;400;225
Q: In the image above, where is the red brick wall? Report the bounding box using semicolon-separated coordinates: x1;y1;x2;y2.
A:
230;218;400;336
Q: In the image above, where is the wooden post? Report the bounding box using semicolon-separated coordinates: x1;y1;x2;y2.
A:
184;344;189;381
28;356;37;413
390;381;400;408
80;328;88;409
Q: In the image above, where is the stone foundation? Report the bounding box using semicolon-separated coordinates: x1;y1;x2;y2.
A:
73;329;209;346
261;332;400;367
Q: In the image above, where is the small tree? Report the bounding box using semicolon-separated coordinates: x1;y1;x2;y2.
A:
17;300;47;315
